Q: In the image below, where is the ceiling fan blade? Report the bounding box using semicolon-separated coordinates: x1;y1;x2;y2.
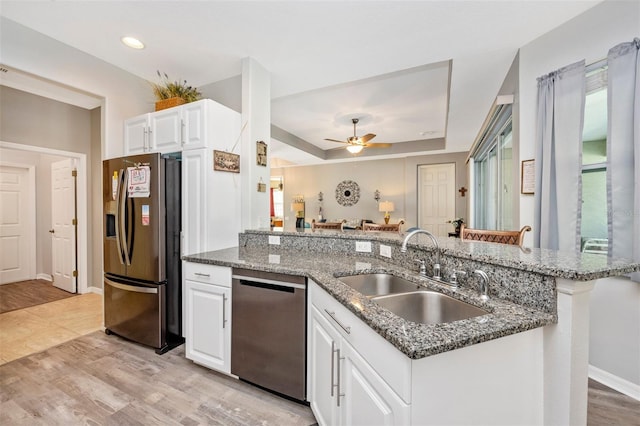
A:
360;133;376;143
324;138;348;144
364;143;392;149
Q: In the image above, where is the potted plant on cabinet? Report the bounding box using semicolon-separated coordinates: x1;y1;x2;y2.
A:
150;71;202;111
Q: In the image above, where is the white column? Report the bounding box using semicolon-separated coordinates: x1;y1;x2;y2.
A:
543;278;596;425
241;57;271;230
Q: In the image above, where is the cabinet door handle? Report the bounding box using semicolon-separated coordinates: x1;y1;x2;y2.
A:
194;272;210;277
222;293;227;328
336;348;345;407
324;309;351;334
331;341;337;397
143;127;148;151
181;119;186;145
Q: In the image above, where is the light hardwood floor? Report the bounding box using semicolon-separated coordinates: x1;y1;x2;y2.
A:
0;331;316;425
0;295;637;425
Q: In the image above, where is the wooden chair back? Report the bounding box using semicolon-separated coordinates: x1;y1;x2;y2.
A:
311;219;346;230
363;220;405;232
460;224;531;246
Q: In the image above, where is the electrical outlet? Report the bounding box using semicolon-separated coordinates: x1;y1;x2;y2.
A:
268;254;281;264
268;235;281;245
355;241;372;252
380;244;392;258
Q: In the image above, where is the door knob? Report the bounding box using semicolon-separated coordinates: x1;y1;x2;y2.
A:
49;229;55;233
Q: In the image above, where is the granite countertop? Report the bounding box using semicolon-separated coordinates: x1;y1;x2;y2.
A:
183;246;555;360
244;228;640;281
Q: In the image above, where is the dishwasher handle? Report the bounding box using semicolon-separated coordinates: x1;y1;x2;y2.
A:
232;275;306;291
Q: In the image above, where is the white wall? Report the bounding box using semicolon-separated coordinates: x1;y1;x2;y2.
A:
589;276;640;389
0;17;151;159
273;151;468;231
518;0;640;390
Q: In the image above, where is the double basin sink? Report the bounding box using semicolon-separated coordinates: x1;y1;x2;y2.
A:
337;273;488;325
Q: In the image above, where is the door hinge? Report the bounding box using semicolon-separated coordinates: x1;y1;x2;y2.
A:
72;270;78;278
71;169;77;177
72;218;77;226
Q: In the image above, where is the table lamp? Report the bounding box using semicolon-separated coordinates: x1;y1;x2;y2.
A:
379;201;394;224
291;202;305;229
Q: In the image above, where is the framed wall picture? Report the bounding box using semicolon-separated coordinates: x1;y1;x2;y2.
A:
521;159;535;194
256;140;267;167
213;150;240;173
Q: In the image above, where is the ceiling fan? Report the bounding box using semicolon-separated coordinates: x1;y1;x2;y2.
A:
325;118;392;154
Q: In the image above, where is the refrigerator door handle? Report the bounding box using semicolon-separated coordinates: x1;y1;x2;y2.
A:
105;278;158;294
114;168;126;265
120;168;132;265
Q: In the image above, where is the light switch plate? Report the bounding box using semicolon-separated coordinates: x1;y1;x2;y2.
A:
380;244;392;258
355;241;372;252
268;235;281;245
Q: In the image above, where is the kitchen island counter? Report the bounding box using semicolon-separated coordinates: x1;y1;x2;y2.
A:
184;230;639;425
184;246;554;360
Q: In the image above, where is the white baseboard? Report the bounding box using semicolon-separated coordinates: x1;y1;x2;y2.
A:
589;364;640;401
37;273;52;282
85;286;103;296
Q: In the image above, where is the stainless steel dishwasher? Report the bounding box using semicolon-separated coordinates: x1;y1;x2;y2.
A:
231;268;307;401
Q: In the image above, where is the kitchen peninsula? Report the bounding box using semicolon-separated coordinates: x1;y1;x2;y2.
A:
183;229;639;425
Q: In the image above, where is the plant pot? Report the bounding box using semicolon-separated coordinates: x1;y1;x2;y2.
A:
155;97;186;111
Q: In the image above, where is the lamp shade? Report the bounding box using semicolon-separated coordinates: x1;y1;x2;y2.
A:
291;202;305;212
379;201;394;212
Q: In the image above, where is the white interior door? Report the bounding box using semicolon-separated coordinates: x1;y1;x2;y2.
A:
0;165;35;284
51;159;77;293
418;163;456;237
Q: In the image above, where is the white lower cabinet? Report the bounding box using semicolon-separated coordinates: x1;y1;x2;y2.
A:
184;262;231;374
309;280;544;426
309;281;410;426
340;342;409;426
310;306;341;426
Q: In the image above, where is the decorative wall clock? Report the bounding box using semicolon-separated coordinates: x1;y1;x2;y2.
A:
335;180;360;206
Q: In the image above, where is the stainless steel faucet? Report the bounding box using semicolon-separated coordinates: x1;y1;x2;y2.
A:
449;270;467;287
401;229;441;279
414;259;427;276
473;270;490;301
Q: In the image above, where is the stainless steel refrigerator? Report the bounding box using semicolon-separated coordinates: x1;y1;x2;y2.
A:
103;152;182;354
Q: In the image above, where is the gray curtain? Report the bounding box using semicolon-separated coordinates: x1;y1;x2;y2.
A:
607;38;640;281
534;61;586;252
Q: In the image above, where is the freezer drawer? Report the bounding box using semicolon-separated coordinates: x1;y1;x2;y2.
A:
104;276;165;349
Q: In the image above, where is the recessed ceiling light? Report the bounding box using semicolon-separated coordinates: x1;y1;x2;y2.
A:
121;36;145;49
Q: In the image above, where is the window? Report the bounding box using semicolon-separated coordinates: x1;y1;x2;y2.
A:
472;104;513;230
270;177;284;218
580;63;608;253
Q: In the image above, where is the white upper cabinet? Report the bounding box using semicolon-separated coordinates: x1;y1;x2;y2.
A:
123;97;242;258
181;101;207;150
150;107;182;153
123;114;150;155
123;99;209;155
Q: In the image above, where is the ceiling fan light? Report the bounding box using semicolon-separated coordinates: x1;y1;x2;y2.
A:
346;145;364;154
